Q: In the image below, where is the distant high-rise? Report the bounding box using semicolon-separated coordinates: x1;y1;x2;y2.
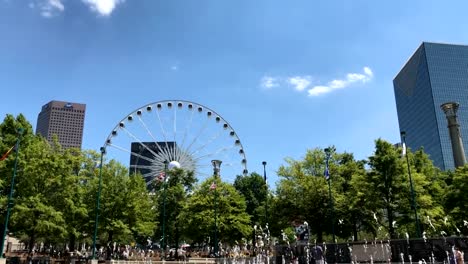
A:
393;42;468;170
36;100;86;149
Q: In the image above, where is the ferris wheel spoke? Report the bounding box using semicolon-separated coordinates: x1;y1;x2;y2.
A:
136;115;176;164
172;105;177;162
155;106;175;163
190;129;226;157
107;143;156;164
178;106;195;161
130;164;161;170
196;164;212;168
192;146;236;161
195;170;211;178
178;150;194;170
137;115;158;142
137;116;163;148
184;116;211;155
119;126;161;158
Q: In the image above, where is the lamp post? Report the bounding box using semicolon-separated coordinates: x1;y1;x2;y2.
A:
324;147;336;244
0;128;23;259
211;160;222;258
162;160;168;260
92;147;105;261
262;161;268;226
400;131;421;238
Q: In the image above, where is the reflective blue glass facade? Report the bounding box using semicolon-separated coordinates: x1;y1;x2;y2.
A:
394;42;468;171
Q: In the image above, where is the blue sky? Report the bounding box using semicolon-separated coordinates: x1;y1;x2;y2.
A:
1;0;468;185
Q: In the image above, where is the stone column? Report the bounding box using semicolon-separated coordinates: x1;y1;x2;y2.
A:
441;102;467;168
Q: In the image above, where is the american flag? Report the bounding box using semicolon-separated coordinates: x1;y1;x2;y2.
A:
324;166;329;181
157;172;166;182
210;182;217;190
0;145;15;161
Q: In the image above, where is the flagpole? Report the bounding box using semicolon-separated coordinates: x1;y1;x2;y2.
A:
162;160;168;260
324;147;336;262
262;161;268;227
92;147;105;261
400;131;421;238
211;160;222;258
0;128;23;259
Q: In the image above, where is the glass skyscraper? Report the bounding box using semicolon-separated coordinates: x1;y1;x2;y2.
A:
394;42;468;170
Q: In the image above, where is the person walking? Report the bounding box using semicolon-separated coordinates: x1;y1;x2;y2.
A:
455;246;464;264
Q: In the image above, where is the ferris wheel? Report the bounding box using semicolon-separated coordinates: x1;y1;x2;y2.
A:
102;100;248;186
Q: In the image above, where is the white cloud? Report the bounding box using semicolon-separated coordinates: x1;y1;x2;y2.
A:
307;67;373;97
329;79;346;89
260;76;279;89
48;0;64;11
260;66;373;97
171;65;178;71
29;0;125;17
364;66;373;77
82;0;125;16
30;0;64;17
287;76;312;91
307;86;331;96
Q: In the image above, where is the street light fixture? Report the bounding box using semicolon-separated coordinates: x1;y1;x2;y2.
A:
161;160;169;260
400;131;421;238
324;147;336;244
92;147;105;261
262;161;268;226
0;128;23;260
211;160;222;257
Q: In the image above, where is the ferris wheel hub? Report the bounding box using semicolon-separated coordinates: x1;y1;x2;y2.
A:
168;160;181;170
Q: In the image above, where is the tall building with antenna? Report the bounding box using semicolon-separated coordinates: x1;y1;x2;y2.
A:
36;100;86;149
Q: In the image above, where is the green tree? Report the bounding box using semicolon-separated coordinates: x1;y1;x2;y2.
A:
0;114;35;216
275;148;330;242
408;148;446;237
365;139;407;239
85;159;155;245
9;137;69;249
179;177;251;245
363;139;446;239
47;145;90;251
151;167;196;250
443;164;468;235
233;172;268;225
331;152;370;241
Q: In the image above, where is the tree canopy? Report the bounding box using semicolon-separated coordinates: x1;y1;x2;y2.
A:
0;113;465;250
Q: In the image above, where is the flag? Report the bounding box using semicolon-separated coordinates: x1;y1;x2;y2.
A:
210;182;217;190
401;142;407;156
0;145;15;161
157;172;166;182
324;166;330;180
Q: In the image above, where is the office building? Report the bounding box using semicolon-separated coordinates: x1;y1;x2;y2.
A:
393;42;468;170
36;100;86;149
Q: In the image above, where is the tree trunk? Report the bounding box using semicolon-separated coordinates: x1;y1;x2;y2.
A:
175;224;179;259
387;204;395;239
106;231;114;260
384;171;396;239
69;233;76;252
316;223;323;243
28;231;35;253
352;215;358;241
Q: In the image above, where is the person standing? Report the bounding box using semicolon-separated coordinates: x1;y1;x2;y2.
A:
455;246;464;264
312;245;324;264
